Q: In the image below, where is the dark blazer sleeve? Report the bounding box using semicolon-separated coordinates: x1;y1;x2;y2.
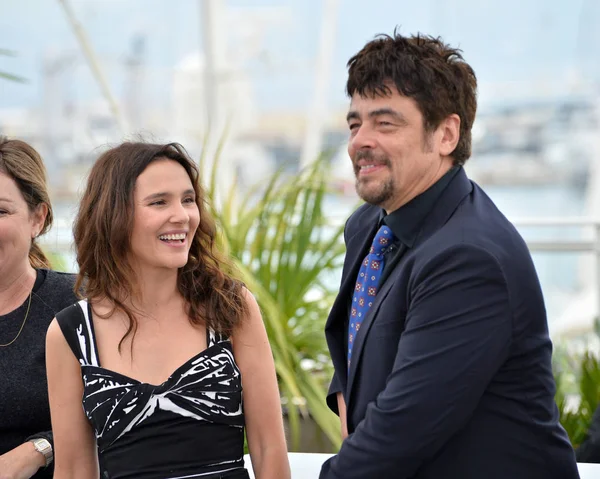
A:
320;243;512;478
326;372;342;415
325;213;356;416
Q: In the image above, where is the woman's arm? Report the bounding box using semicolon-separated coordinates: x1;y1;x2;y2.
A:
232;290;290;479
46;319;99;479
0;442;45;479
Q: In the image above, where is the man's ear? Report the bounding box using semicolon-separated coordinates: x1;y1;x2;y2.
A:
439;114;460;157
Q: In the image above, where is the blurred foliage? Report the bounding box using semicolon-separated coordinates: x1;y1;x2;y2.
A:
45;249;69;272
553;318;600;448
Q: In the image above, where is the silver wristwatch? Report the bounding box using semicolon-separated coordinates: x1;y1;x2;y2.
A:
30;438;53;467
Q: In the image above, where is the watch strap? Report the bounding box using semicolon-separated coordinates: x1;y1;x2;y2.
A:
30;438;53;467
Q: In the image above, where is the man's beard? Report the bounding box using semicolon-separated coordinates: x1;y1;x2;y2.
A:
355;176;394;206
353;151;394;206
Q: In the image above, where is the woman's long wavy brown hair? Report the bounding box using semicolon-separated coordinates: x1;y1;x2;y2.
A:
0;137;53;269
73;142;247;350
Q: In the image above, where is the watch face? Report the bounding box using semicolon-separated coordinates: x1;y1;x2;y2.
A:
32;439;53;466
35;439;48;450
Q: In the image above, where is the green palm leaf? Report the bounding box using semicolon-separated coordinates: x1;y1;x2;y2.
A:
554;338;600;448
204;148;348;451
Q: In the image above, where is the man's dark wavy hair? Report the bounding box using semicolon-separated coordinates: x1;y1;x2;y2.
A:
346;29;478;165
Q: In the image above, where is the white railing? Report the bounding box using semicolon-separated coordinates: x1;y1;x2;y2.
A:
511;217;600;252
510;217;600;337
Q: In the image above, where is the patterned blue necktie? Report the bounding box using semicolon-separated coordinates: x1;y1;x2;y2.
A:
348;225;395;370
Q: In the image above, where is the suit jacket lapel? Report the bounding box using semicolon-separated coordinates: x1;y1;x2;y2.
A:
324;217;379;388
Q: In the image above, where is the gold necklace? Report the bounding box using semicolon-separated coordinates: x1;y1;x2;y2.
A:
0;292;33;347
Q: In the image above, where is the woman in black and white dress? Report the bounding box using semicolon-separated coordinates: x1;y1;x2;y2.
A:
46;142;290;479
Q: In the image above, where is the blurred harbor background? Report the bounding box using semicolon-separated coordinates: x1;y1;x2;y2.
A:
3;0;600;449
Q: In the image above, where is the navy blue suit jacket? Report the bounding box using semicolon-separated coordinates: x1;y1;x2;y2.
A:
320;168;579;478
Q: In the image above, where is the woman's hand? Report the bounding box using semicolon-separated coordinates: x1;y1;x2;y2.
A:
0;442;45;479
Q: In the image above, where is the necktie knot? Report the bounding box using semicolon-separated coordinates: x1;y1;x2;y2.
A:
370;225;395;256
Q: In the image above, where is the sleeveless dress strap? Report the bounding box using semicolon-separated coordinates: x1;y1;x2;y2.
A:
207;328;217;348
77;300;100;366
207;328;230;348
55;299;100;367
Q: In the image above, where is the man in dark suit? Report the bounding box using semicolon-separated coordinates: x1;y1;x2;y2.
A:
320;31;579;479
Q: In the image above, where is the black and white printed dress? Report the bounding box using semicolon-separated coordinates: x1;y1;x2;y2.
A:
55;300;249;479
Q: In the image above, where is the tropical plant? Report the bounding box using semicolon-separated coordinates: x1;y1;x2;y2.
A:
200;142;349;451
553;319;600;448
555;350;600;447
0;49;26;83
